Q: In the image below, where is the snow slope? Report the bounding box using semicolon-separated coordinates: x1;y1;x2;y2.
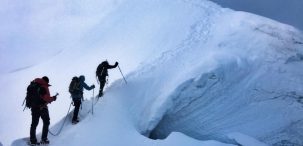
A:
11;91;232;146
1;0;303;145
0;0;197;144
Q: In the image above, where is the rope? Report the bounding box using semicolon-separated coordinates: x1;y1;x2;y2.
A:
49;102;73;136
105;78;109;88
92;89;94;115
96;76;99;85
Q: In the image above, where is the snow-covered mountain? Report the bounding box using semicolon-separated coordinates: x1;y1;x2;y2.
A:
1;0;303;145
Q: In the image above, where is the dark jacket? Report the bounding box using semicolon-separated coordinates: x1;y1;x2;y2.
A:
96;61;118;78
71;75;94;100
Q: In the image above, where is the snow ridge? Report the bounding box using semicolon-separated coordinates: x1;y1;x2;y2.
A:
117;3;303;145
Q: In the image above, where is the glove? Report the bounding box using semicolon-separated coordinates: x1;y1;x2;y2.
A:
91;85;95;89
53;96;57;101
115;62;119;66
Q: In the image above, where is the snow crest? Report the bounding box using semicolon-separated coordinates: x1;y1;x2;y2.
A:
117;3;303;145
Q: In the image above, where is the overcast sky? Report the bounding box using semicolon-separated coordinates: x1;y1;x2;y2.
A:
210;0;303;31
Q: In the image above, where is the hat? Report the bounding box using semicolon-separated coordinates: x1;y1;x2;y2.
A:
79;75;85;81
103;60;109;65
42;76;49;83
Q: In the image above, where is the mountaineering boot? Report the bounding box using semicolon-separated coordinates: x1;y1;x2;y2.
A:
29;140;40;146
72;119;79;124
72;120;78;124
98;91;103;98
40;139;50;144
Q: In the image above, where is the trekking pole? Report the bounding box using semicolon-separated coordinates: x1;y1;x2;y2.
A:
22;98;25;106
22;98;26;111
118;65;127;84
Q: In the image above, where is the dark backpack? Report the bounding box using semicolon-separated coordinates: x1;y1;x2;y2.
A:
69;76;81;94
25;81;46;108
96;61;107;76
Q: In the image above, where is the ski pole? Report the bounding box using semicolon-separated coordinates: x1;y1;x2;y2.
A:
118;65;127;84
